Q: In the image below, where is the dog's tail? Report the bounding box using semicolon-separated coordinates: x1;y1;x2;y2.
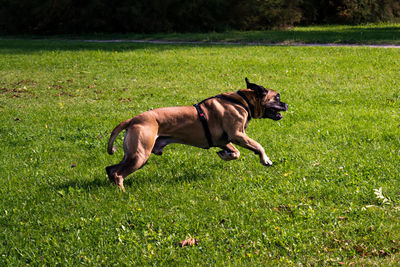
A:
107;119;133;155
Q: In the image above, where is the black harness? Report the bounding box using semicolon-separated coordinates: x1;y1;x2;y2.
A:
193;91;254;148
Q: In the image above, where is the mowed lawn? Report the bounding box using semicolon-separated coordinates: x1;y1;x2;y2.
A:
0;38;400;265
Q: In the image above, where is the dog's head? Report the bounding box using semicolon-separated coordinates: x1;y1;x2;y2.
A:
245;78;288;120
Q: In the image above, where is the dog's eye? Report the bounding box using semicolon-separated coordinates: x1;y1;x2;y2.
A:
275;95;280;101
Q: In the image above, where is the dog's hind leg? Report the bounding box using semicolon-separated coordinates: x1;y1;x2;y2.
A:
106;123;157;191
217;143;240;161
108;155;149;191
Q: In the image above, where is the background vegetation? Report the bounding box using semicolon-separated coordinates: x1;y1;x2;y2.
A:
0;36;399;264
1;0;400;34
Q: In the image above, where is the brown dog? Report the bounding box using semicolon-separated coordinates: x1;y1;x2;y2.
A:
106;78;288;191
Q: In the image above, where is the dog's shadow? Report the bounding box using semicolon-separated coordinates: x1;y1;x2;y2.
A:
123;167;210;188
53;166;211;193
54;177;110;192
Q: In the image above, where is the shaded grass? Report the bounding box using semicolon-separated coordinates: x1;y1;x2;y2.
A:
0;38;400;265
4;23;400;45
123;24;400;45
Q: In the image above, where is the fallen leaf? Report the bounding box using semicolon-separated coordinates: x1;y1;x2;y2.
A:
179;238;198;247
119;98;132;102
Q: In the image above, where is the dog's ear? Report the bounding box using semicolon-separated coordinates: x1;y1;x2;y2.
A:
245;77;268;97
245;77;251;88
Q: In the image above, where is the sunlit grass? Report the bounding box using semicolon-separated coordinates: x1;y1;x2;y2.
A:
0;38;400;265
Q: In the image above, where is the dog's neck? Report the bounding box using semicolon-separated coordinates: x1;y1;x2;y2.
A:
236;90;264;119
236;90;254;118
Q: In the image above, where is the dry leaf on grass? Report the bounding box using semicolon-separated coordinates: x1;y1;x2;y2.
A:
179;238;198;247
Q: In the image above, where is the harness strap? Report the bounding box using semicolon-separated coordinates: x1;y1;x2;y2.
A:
194;91;253;149
193;103;214;148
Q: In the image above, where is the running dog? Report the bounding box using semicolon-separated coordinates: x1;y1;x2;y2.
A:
106;78;288;191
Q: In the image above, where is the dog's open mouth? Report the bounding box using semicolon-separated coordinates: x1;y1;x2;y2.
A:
264;104;288;121
267;109;283;120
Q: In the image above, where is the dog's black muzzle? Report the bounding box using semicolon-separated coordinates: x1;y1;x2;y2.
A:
264;102;288;120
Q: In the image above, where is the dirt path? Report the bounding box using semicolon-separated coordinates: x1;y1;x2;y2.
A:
83;39;400;48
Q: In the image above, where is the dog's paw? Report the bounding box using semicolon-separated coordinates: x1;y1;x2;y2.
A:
261;156;273;167
151;147;163;155
217;150;240;161
152;150;163;156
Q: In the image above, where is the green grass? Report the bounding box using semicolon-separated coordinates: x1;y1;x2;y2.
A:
9;23;400;45
1;37;400;265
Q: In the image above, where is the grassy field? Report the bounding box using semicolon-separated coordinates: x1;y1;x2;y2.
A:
0;36;400;265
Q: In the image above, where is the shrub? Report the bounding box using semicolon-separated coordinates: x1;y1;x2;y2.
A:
0;0;399;34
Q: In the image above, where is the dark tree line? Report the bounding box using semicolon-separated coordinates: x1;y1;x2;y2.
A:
1;0;399;34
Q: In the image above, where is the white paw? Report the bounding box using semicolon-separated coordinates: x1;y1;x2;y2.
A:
261;156;273;166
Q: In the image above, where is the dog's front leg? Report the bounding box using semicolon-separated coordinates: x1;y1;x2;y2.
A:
230;133;272;166
217;143;240;161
